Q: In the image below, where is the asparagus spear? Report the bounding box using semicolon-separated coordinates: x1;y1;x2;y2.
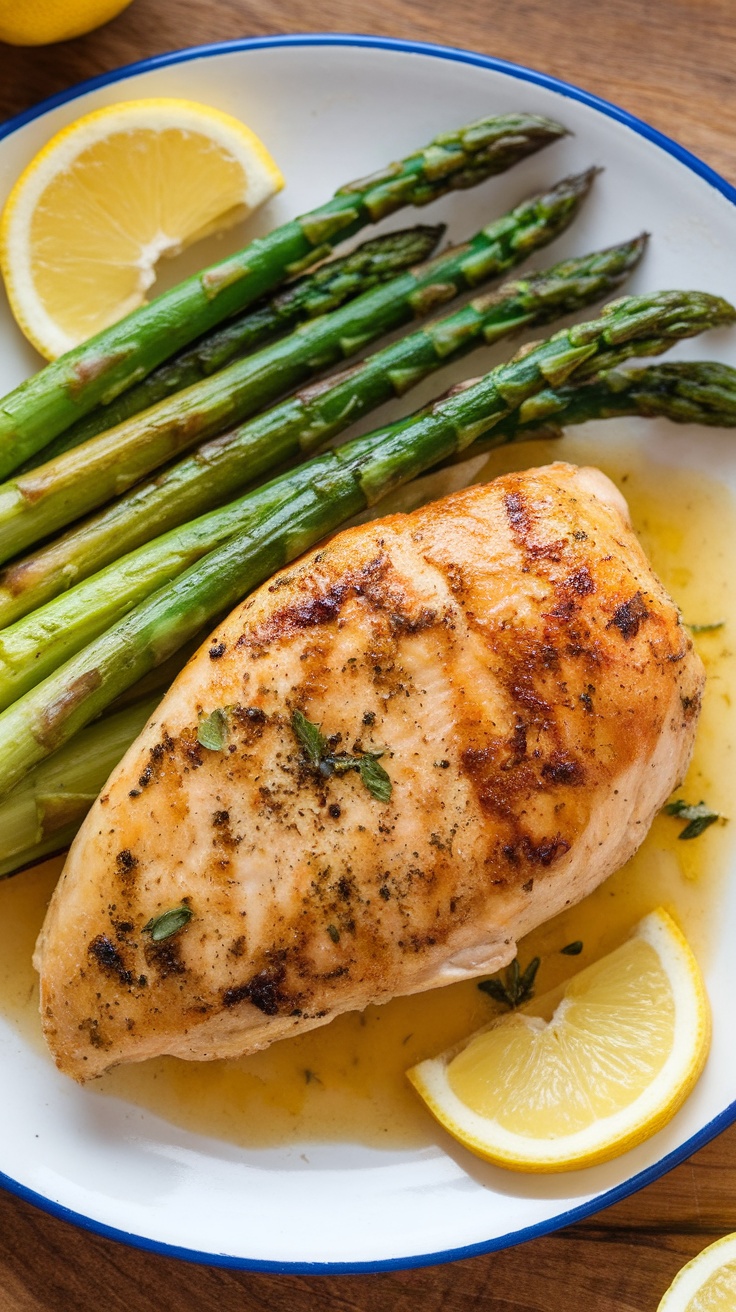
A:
471;360;736;440
5;358;736;878
0;112;567;478
0;233;644;641
19;225;444;469
0;626;218;877
0;289;730;798
0;171;595;566
0;694;160;878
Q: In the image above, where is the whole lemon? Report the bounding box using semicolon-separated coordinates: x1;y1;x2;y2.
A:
0;0;135;45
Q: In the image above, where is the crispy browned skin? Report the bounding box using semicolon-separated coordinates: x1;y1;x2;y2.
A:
35;462;704;1081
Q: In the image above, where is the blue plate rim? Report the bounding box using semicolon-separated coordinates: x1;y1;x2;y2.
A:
1;29;735;1277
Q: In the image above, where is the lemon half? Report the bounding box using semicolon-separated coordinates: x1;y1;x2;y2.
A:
0;0;134;45
0;98;284;358
658;1233;736;1311
408;909;711;1172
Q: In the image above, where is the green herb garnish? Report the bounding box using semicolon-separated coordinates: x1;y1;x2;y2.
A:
291;710;392;801
664;798;723;840
197;706;230;751
291;708;327;767
358;754;392;802
143;904;193;941
687;620;725;634
326;924;340;944
478;956;541;1009
561;940;583;956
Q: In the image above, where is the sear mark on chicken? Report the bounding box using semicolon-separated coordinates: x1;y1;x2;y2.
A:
34;462;704;1081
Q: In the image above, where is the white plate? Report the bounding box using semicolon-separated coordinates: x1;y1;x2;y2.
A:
1;34;736;1273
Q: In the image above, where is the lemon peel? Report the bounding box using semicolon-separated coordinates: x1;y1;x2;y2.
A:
657;1232;736;1311
0;98;284;358
0;0;134;46
408;908;711;1172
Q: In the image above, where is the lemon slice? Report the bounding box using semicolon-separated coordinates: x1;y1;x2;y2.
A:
408;909;710;1172
657;1233;736;1311
0;99;284;358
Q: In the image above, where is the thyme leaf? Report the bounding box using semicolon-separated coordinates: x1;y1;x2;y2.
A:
478;955;541;1009
359;754;393;802
143;904;193;942
687;620;725;634
561;940;584;956
664;798;724;840
291;709;327;767
477;977;511;1006
291;710;392;801
197;706;230;751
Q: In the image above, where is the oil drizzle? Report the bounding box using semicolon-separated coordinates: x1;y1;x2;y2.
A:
1;430;734;1149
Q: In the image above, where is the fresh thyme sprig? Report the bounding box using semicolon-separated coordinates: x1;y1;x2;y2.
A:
291;709;392;802
664;798;724;840
478;956;541;1009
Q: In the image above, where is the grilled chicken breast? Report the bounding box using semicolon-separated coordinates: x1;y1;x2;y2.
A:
35;461;704;1081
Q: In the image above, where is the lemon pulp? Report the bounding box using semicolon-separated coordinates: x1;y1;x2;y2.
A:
684;1264;736;1311
30;127;253;337
658;1234;736;1311
408;910;710;1171
0;100;284;357
448;936;675;1135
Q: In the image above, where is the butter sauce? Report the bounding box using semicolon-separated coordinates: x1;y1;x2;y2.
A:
0;428;734;1148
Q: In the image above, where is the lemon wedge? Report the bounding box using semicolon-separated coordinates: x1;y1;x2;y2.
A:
408;908;710;1172
657;1233;736;1311
0;99;284;358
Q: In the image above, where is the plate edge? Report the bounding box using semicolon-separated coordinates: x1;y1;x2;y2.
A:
0;29;735;1275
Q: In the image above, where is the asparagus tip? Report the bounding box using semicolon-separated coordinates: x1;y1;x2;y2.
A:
544;166;600;201
462;112;569;141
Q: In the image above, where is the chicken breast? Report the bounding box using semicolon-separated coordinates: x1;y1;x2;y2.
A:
35;461;704;1082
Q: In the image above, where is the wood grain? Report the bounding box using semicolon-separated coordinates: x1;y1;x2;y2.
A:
0;3;735;1309
1;0;735;182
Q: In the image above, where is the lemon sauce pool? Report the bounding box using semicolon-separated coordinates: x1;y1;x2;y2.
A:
1;428;734;1149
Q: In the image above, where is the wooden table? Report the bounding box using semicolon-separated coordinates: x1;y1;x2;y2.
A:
1;3;735;1308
